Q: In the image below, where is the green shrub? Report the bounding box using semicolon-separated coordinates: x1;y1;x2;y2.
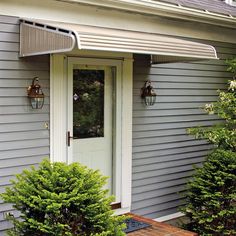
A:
182;149;236;236
1;160;126;236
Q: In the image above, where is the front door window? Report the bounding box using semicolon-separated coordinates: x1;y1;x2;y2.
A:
73;69;105;139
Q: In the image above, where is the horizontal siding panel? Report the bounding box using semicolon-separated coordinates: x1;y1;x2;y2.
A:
133;139;209;153
0;88;49;97
0;155;45;169
132;194;184;211
133;150;210;166
133;128;190;139
133;144;212;159
0;42;19;51
132;185;186;202
134;81;227;89
0;16;49;233
132;200;183;216
0;23;19;33
150;61;230;69
0;15;19;24
0;61;49;70
133;135;195;146
133;119;221;132
134;67;232;77
0;114;49;124
0;70;49;78
133;114;218;124
132;170;194;187
0;147;49;160
135;89;219;96
0;51;19;60
0;32;19;43
0;203;13;213
0;176;15;186
0;164;40;178
134;95;219;103
0;210;20;222
133;108;207;117
132;163;203;181
134;74;229;83
0;97;49;106
0;139;49;151
132;178;189;195
0;122;48;133
0;105;49;114
150;62;229;71
134;102;212;110
133;156;205;173
0;79;49;87
0;219;13;232
0;130;49;142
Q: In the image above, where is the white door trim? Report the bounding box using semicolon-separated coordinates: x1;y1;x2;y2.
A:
50;52;133;213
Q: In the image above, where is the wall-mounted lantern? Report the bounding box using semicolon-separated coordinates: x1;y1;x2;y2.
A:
27;77;45;109
141;80;157;106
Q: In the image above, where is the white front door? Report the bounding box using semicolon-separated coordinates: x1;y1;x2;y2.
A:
67;58;113;192
51;54;132;213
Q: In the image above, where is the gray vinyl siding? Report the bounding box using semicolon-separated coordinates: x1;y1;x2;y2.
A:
0;15;50;233
131;41;236;219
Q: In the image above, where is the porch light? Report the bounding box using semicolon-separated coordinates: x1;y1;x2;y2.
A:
27;77;45;109
141;80;157;106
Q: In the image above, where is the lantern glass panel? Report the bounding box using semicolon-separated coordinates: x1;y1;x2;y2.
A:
30;97;44;109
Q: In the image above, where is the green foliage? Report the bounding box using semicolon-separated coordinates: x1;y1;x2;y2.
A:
226;58;236;74
188;58;236;151
182;149;236;236
1;160;126;236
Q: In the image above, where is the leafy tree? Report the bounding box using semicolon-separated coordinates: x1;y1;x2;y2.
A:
1;160;126;236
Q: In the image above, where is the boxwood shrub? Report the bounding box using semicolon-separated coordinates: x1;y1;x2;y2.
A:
1;160;126;236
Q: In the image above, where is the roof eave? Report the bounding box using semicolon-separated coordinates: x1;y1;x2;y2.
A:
56;0;236;29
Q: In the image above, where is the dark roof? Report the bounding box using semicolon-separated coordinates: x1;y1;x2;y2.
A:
154;0;236;17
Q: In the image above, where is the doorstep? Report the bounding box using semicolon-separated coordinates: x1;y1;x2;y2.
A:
126;213;197;236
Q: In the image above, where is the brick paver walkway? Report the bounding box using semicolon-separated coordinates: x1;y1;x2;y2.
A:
127;214;197;236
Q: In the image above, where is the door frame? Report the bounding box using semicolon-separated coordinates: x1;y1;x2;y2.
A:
50;51;133;214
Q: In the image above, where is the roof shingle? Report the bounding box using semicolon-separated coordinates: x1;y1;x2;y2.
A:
154;0;236;17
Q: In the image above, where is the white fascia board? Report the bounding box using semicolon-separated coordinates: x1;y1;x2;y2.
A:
57;0;236;29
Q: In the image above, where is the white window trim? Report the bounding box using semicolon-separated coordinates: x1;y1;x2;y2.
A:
50;51;133;214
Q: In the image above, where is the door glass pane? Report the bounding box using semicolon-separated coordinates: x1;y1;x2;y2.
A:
73;69;104;139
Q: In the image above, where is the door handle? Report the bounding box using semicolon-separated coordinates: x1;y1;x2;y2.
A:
67;131;74;147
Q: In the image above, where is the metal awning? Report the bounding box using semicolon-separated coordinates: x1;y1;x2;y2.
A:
20;19;218;63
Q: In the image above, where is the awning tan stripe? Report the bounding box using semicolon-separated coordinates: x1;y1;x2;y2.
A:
20;19;218;62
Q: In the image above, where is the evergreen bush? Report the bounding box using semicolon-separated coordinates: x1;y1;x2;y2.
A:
182;149;236;235
1;160;126;236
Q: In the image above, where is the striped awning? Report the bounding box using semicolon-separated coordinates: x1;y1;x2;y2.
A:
20;19;218;63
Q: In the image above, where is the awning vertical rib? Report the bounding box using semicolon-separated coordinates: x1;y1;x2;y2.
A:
20;19;218;62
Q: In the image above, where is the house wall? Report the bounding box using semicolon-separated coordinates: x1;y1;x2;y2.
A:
131;41;236;219
0;0;235;232
0;15;50;233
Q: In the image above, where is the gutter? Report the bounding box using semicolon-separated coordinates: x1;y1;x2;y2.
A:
56;0;236;29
